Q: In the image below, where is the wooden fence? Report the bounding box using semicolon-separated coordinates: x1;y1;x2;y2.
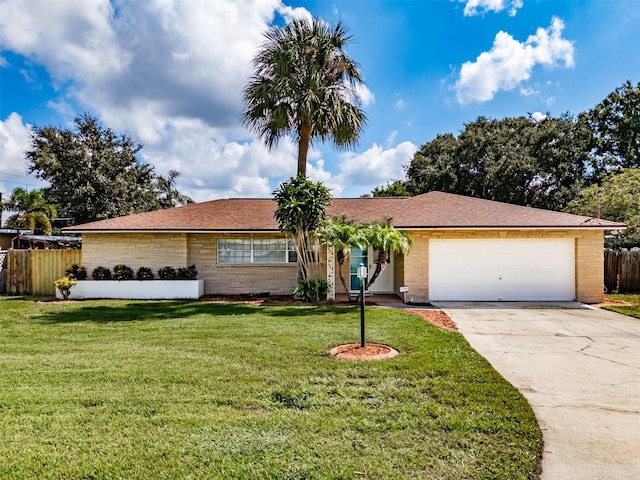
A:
4;249;82;296
604;249;640;293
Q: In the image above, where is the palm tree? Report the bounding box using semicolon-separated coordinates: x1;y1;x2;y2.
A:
3;188;57;235
156;170;194;209
243;17;367;177
273;175;333;284
316;216;365;294
363;220;412;290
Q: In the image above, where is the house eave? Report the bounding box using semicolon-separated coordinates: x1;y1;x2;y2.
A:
68;228;282;234
69;224;626;234
396;225;626;231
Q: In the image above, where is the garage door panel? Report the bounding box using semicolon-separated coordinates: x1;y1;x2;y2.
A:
429;238;575;301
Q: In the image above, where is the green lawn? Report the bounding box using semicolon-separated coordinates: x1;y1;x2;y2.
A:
0;297;542;479
603;293;640;319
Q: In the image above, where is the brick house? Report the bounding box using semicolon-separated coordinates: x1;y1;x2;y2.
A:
66;191;625;303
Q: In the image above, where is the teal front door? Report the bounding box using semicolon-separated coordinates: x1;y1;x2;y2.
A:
350;247;368;291
349;246;395;293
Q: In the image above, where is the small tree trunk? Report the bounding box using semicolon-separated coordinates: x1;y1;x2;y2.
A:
367;249;388;289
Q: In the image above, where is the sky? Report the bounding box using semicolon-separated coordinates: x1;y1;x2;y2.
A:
1;0;639;217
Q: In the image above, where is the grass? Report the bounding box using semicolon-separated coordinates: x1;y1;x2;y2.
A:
603;293;640;319
0;297;542;479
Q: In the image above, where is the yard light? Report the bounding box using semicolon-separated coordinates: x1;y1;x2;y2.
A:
357;263;368;348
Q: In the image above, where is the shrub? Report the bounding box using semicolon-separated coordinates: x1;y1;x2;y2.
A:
136;267;155;280
177;264;198;280
292;278;328;303
112;264;134;280
158;266;177;279
92;266;111;280
54;276;77;300
65;263;87;280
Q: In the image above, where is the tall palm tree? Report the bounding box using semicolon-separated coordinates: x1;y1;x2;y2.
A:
243;17;367;177
363;220;412;289
3;188;57;235
316;216;365;294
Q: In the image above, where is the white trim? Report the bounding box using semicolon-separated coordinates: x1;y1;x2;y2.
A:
326;246;335;300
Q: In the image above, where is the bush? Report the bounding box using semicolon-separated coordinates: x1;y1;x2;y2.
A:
136;267;155;280
177;264;198;280
292;278;328;303
158;266;177;279
92;266;111;280
112;264;134;280
65;263;87;280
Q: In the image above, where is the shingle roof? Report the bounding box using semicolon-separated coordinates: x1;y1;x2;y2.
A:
66;191;625;232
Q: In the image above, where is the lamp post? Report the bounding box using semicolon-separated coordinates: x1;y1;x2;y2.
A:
357;262;368;348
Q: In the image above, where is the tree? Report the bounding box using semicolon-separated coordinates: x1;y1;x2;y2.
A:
403;115;591;210
583;81;640;180
3;187;57;235
316;216;365;294
156;170;194;209
361;220;412;290
565;168;640;249
273;176;333;298
243;17;367;177
26;114;188;224
371;180;410;197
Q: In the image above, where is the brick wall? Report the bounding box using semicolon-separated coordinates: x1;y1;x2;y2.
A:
82;232;188;276
84;228;605;302
574;230;605;303
188;233;298;295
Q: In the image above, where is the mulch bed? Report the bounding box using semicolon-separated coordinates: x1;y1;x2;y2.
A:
404;309;458;332
329;343;399;361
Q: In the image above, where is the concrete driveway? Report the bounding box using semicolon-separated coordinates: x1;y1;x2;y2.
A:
435;302;640;480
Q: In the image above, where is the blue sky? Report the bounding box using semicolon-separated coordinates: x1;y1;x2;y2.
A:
1;0;639;213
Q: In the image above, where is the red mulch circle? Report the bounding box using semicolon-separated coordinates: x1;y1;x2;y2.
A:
329;343;399;361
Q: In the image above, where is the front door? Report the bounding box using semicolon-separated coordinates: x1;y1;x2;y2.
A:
350;247;394;293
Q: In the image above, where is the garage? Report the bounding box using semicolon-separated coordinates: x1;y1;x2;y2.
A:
429;238;575;301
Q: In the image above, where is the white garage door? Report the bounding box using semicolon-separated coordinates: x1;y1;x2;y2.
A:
429;238;575;301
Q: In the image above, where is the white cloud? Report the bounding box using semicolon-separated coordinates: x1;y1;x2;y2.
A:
454;17;574;104
335;141;416;190
461;0;523;17
0;113;32;178
530;112;548;122
0;0;322;203
354;83;375;106
394;99;405;110
0;113;48;222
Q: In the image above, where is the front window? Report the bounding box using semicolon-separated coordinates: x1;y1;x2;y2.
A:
218;238;304;264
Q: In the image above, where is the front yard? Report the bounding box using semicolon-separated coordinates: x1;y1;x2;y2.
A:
0;297;542;479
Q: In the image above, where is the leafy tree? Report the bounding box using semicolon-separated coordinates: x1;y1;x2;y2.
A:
273;175;333;298
583;81;640;180
26;114;188;224
361;220;412;290
565;168;640;249
404;115;591;210
3;187;57;235
316;216;365;294
156;170;194;209
371;180;410;197
243;17;367;177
